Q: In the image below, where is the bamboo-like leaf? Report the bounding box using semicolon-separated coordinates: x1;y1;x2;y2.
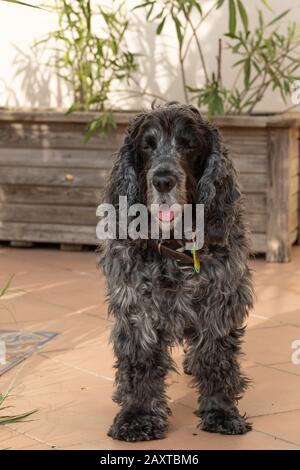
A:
260;0;274;13
0;410;37;425
146;1;155;21
237;0;248;32
193;1;202;16
252;60;262;74
233;58;245;67
267;9;290;27
0;389;37;426
244;57;251;89
228;0;237;37
258;9;264;30
0;275;14;298
216;0;225;8
172;15;183;47
132;1;154;12
1;0;42;8
156;16;166;35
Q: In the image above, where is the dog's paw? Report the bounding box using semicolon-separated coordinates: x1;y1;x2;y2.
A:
200;409;252;435
108;412;167;442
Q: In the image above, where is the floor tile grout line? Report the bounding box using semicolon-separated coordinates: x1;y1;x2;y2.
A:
248;321;300;330
5;424;60;450
249;408;300;420
38;353;114;382
254;361;300;378
4;287;108;319
1;280;77;301
251;428;300;448
265;360;298;367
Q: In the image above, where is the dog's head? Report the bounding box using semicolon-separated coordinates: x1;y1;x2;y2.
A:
105;103;240;246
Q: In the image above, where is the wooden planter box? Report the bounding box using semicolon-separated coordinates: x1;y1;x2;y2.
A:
0;110;299;262
213;114;300;262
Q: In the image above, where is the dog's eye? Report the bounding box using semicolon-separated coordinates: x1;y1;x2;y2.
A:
142;135;157;151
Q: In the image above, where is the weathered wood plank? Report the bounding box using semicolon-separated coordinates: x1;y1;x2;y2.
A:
239;174;267;193
291;174;299;196
0;148;117;169
0;185;103;206
251;233;266;253
292;192;299;214
0;167;110;187
0;203;97;225
0;202;264;235
0;221;97;245
266;127;293;262
223;135;267;144
291;156;299;177
0;148;267;175
290;127;299;160
0;110;137;124
231;154;267;174
0;110;298;127
0;122;127;150
247;213;266;233
292;208;298;232
221;127;267;138
0;221;266;251
0;147;268;176
224;141;268;156
215;115;300;128
244;193;267;214
291;228;298;244
0;167;267;193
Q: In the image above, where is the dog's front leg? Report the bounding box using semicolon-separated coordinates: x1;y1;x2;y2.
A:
108;315;172;442
187;328;251;435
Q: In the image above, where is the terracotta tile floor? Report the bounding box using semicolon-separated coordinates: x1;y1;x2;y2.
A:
1;245;300;450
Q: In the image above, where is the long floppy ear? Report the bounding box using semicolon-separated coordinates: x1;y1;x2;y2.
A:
104;112;147;208
104;145;138;208
197;128;241;247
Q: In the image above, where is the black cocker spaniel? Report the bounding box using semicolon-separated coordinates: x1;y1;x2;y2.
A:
99;102;254;442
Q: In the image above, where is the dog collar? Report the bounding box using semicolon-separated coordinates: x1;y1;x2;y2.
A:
146;239;201;272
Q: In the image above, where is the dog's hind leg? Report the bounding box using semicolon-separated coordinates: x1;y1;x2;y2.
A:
187;327;252;435
182;345;193;375
182;332;195;375
108;321;173;442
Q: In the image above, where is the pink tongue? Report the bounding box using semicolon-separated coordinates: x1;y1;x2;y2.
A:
159;210;174;222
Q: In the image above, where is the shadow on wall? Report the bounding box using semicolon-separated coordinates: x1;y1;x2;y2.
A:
110;9;221;109
1;43;67;109
1;7;219;109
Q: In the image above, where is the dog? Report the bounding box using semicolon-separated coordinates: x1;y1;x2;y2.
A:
99;102;254;442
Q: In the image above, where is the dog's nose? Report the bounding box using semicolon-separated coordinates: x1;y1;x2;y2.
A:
152;174;176;193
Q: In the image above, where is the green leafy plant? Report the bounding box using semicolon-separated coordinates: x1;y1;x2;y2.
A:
0;389;37;426
0;0;41;8
136;0;300;116
39;0;137;138
0;275;14;299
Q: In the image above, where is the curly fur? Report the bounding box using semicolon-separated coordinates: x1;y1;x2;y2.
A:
99;103;254;442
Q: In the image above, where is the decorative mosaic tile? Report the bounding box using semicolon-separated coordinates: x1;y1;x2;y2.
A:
0;330;58;376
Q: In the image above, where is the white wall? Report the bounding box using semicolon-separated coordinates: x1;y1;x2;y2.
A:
0;0;299;112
